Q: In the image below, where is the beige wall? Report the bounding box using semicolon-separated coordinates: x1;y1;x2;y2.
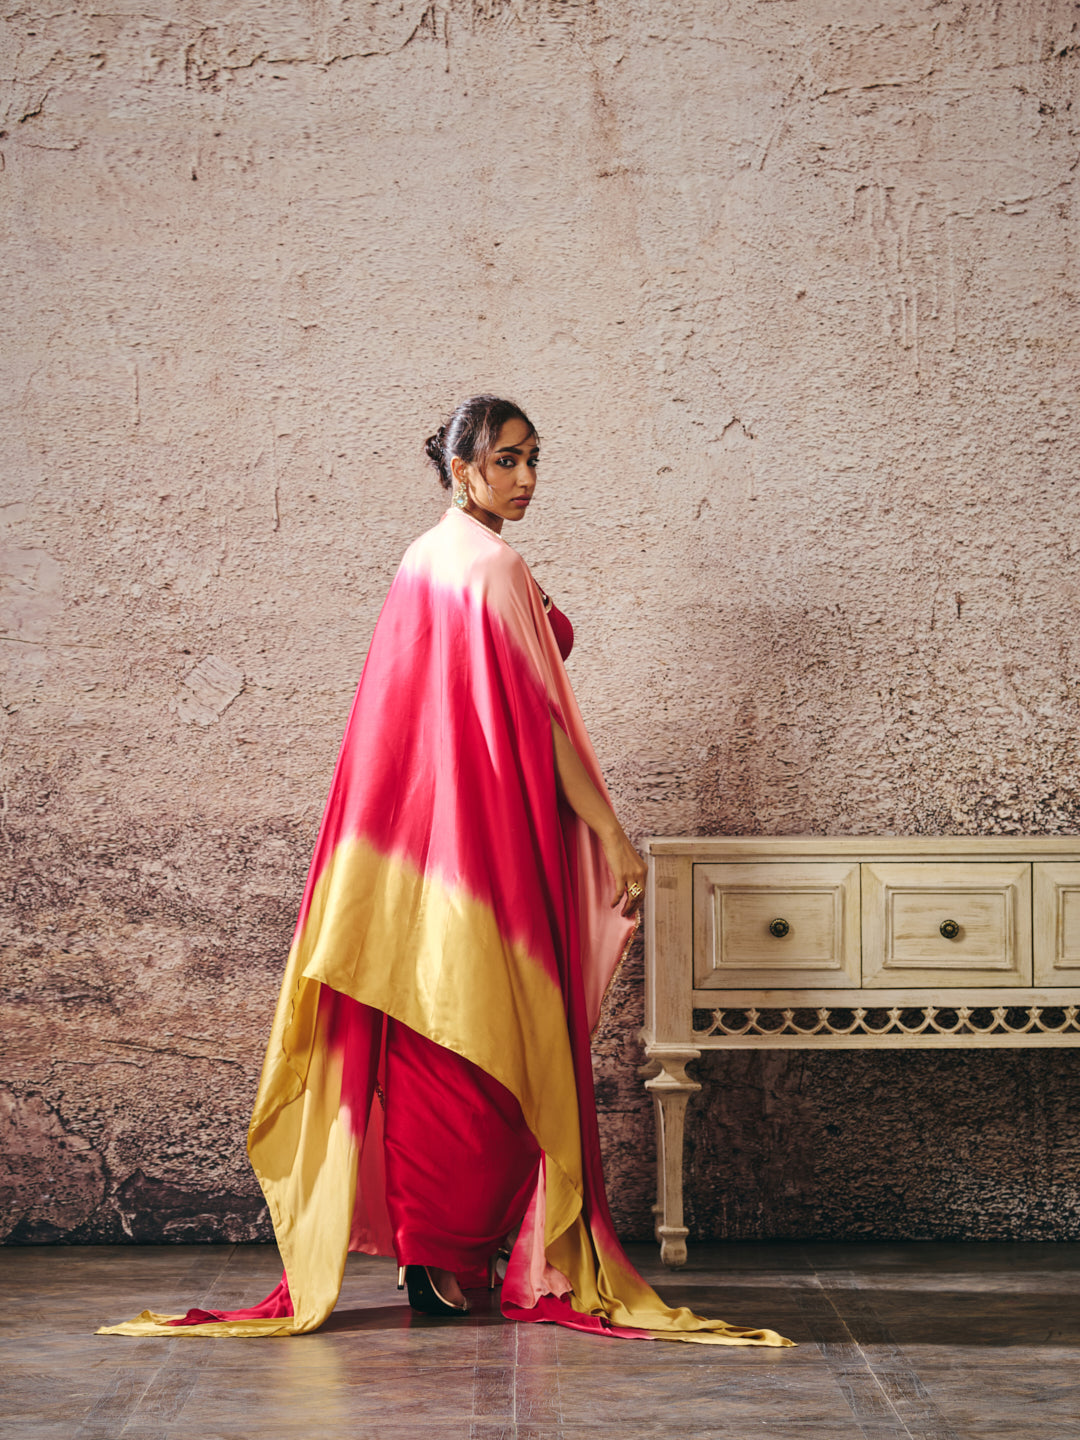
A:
4;1;1080;1244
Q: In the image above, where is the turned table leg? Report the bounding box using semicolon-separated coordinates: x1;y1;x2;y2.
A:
643;1048;701;1268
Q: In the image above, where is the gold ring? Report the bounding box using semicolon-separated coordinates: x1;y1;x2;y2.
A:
626;881;643;901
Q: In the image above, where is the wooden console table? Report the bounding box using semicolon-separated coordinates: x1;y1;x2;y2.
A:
641;836;1080;1266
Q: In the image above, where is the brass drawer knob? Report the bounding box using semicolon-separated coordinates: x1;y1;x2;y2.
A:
939;919;960;940
768;918;791;939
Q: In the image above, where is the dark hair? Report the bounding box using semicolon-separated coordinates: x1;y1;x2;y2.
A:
424;394;536;491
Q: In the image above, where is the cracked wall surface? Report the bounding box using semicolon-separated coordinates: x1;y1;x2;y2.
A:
3;0;1080;1246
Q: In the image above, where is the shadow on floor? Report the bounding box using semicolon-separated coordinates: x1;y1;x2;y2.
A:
4;1241;1080;1439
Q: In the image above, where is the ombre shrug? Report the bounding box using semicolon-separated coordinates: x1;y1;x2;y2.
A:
102;508;790;1348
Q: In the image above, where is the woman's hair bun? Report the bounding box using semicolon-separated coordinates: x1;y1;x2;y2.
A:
423;426;449;486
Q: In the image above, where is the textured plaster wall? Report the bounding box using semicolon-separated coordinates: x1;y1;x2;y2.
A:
3;0;1080;1246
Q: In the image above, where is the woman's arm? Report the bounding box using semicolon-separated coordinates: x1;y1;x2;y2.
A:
550;716;647;916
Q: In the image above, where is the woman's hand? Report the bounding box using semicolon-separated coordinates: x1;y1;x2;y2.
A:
601;827;647;918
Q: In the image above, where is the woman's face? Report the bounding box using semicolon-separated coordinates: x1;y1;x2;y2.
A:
452;418;539;532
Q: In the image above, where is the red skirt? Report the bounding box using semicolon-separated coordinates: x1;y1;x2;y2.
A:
382;1018;541;1282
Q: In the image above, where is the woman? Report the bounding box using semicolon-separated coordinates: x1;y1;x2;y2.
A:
102;395;789;1348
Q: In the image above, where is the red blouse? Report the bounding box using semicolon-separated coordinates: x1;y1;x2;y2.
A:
546;600;574;662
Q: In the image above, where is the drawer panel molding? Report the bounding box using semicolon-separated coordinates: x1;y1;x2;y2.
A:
1034;863;1080;985
693;862;860;990
862;861;1032;987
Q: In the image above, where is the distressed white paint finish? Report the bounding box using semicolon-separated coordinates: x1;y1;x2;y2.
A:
2;1;1079;1242
644;835;1080;1262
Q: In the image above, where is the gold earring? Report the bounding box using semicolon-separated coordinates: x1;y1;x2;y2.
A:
453;485;468;509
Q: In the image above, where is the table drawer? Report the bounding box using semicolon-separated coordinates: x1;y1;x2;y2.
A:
862;862;1032;987
693;862;860;989
1034;862;1080;985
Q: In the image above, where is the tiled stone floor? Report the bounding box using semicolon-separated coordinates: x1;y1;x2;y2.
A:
3;1241;1079;1439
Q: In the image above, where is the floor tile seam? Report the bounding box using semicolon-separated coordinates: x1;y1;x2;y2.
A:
189;1242;244;1308
814;1271;965;1440
72;1364;164;1440
469;1306;517;1425
511;1309;520;1426
125;1354;191;1438
113;1241;242;1428
513;1321;519;1426
549;1325;565;1427
806;1271;915;1440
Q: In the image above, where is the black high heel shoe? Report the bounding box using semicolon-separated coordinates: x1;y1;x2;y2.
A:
397;1264;470;1316
488;1247;512;1291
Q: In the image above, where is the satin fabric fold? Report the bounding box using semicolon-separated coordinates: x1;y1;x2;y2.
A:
100;509;790;1348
